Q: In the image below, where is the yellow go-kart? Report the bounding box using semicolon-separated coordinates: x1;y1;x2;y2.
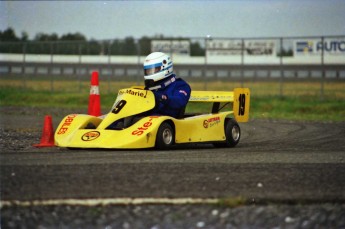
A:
54;87;250;149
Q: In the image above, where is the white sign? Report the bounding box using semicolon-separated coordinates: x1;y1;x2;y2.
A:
207;39;276;56
294;38;345;55
151;40;190;55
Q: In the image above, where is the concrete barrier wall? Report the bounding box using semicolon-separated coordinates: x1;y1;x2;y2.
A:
1;54;344;80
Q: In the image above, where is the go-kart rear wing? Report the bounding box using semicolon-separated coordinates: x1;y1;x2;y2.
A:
189;88;250;122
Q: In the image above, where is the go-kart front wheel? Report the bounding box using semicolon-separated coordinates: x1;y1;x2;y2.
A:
213;118;240;148
155;122;175;150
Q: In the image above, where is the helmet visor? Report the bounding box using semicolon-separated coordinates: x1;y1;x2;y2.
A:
144;66;161;76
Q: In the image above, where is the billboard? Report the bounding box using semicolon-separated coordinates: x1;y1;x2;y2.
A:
206;39;276;56
294;38;345;55
151;40;190;55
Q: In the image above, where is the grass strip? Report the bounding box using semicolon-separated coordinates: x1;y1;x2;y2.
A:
1;86;344;122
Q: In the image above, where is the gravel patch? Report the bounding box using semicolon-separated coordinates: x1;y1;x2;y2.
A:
2;204;345;229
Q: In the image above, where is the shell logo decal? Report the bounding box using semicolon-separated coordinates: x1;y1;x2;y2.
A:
82;131;100;141
203;116;220;128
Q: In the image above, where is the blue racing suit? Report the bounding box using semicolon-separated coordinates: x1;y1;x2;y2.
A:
148;74;191;118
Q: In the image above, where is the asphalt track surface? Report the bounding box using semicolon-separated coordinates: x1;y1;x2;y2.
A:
1;107;345;228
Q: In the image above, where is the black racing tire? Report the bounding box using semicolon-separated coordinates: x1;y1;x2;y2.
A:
155;122;175;150
213;118;240;148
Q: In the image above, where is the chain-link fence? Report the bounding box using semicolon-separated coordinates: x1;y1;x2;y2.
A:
1;36;344;98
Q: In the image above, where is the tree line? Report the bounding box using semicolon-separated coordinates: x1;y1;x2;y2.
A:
0;27;205;56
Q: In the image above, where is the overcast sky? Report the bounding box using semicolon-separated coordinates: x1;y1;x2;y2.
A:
1;0;345;40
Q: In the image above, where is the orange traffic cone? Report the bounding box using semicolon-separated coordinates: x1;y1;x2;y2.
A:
88;71;101;116
33;115;55;147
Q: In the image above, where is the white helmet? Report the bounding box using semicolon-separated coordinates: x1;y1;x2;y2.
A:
143;52;173;87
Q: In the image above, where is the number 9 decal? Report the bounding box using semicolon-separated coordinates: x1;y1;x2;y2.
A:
112;100;127;114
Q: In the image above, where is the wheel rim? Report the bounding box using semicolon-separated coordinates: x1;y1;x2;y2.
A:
162;128;173;145
231;125;240;142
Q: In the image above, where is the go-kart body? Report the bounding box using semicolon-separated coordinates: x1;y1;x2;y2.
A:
54;87;250;149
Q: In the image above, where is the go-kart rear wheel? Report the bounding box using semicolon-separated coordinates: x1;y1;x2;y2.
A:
213;118;240;148
155;122;175;150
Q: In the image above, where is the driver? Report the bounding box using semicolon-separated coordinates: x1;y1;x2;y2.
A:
114;52;191;129
143;52;191;118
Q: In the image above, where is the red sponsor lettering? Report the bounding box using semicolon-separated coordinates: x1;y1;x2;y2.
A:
203;116;220;128
57;114;77;134
132;116;158;136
